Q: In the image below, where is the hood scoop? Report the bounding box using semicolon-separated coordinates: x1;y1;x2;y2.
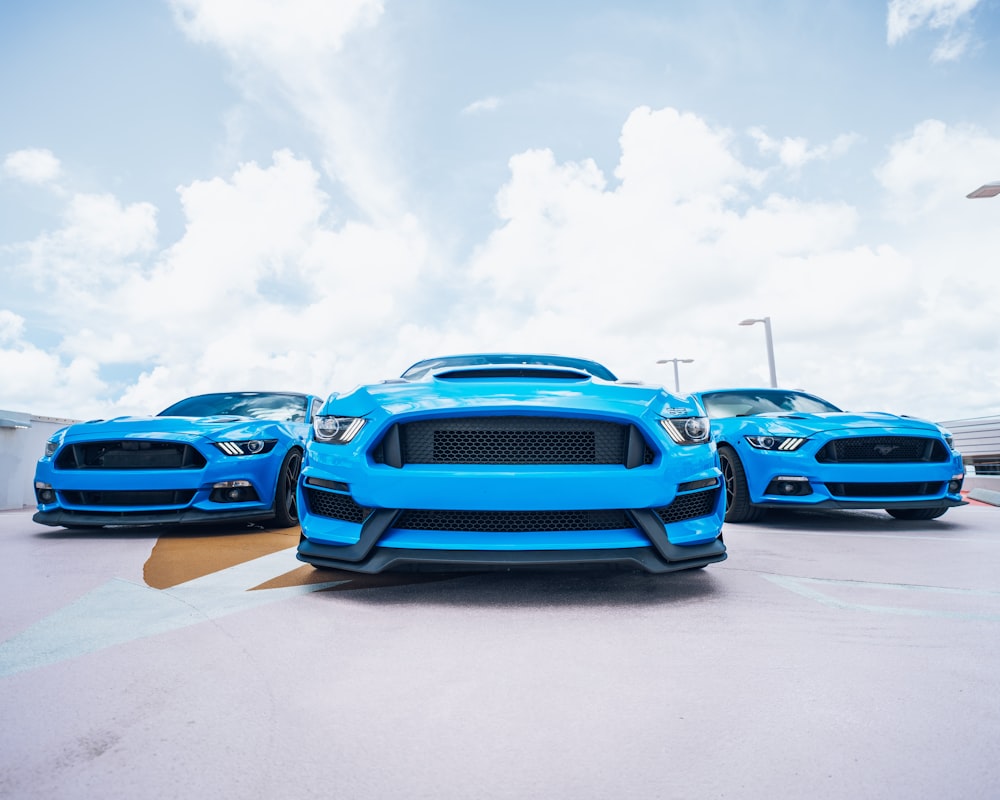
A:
434;366;592;381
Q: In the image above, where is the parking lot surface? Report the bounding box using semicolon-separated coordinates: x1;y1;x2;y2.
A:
1;503;998;799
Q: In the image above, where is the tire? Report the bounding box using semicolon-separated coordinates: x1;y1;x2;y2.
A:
718;445;763;523
886;507;948;521
271;448;303;528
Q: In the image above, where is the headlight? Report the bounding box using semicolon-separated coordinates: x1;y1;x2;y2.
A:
745;435;807;451
660;416;710;445
313;416;367;444
214;439;278;456
44;440;59;457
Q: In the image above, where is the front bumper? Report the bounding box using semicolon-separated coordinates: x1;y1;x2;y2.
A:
32;507;277;528
297;505;727;574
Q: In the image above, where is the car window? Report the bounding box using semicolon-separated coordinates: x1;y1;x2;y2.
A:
159;393;310;422
701;390;841;418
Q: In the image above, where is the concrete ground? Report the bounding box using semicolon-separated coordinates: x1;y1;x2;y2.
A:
1;502;998;800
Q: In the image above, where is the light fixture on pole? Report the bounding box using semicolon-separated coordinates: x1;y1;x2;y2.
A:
656;358;694;393
738;316;778;388
967;181;1000;199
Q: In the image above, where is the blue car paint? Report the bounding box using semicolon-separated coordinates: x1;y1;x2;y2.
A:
694;387;966;521
296;354;727;574
33;392;322;529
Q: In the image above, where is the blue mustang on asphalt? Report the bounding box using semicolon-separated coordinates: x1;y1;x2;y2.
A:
33;391;322;529
693;387;966;523
296;353;727;574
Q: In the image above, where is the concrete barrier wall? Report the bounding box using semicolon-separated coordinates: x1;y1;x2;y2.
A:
0;411;78;511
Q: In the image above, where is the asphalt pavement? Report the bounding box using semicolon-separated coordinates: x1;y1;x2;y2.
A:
1;502;998;799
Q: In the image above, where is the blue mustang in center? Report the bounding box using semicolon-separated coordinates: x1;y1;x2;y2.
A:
296;354;726;574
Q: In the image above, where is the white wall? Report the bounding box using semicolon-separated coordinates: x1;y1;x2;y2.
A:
0;411;77;511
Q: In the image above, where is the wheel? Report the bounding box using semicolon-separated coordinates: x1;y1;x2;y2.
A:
886;507;948;521
718;445;763;523
272;448;303;528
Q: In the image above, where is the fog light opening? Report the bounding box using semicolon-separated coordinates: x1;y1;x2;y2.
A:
35;481;56;504
764;476;812;497
210;480;258;504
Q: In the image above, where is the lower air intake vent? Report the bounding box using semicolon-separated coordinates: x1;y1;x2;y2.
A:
654;488;719;524
393;508;636;533
62;490;196;507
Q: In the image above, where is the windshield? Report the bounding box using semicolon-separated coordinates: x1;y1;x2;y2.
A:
158;392;310;423
700;389;841;418
401;354;618;382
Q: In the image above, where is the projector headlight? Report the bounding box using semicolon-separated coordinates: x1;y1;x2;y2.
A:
745;435;807;451
313;416;367;444
660;416;711;445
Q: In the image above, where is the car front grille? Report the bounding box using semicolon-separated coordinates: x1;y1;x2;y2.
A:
61;489;196;507
654;488;719;524
825;482;941;498
815;437;949;463
55;441;207;470
372;416;655;467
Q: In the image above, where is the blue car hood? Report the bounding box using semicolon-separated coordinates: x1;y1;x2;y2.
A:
58;415;272;443
325;377;696;420
747;411;942;436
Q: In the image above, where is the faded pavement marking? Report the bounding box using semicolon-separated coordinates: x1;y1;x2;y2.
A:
764;574;1000;622
0;549;349;678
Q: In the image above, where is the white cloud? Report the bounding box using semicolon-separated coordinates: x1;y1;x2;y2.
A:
875;119;1000;216
3;148;61;185
750;128;860;171
170;0;401;224
461;97;502;115
0;310;26;344
886;0;982;60
4;104;1000;422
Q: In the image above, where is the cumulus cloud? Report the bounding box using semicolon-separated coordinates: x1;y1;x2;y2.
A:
875;119;1000;216
170;0;401;223
750;128;860;171
3;148;61;185
5;101;1000;421
886;0;982;61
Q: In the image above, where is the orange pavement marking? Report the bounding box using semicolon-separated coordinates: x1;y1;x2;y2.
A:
143;526;300;589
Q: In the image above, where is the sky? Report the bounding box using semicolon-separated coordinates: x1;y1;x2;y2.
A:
1;0;999;424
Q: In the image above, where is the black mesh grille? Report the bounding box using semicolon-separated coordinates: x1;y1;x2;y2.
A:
815;437;948;463
305;488;370;523
825;482;940;498
55;441;207;470
62;489;196;507
393;508;636;533
374;417;654;466
654;488;719;524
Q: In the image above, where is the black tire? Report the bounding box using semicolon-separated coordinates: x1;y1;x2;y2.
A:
718;445;763;523
272;448;303;528
886;507;948;521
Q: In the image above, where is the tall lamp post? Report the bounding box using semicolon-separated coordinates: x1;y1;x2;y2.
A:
656;358;694;393
739;317;778;388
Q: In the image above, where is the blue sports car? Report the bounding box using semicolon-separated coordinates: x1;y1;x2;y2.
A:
33;391;322;529
693;388;966;523
296;354;727;574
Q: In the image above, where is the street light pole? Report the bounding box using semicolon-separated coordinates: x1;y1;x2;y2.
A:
656;358;694;393
738;317;778;387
